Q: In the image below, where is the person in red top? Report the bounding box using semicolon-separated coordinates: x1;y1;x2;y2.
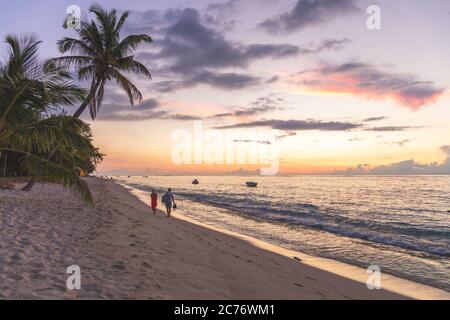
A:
151;190;158;215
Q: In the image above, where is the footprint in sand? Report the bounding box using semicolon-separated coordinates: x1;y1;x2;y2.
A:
112;262;127;271
316;291;326;298
10;274;24;281
306;276;317;282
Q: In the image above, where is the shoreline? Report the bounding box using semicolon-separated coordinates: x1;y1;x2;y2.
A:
1;177;448;299
124;181;449;300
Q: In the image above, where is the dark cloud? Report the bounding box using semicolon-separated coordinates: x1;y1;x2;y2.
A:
189;71;260;89
213;106;273;118
293;62;444;110
94;97;201;122
151;80;184;93
364;116;388;122
216;119;362;131
441;145;450;156
212;96;282;118
259;0;359;34
129;7;349;92
297;38;351;54
348;137;366;142
124;9;172;35
378;139;413;147
334;158;450;175
202;0;241;33
365;126;419;132
133;98;160;110
165;113;203;121
276;131;297;140
206;0;240;15
266;75;279;84
153;71;260;93
233;139;272;145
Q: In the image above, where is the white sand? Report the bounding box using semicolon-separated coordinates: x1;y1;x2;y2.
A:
0;177;448;300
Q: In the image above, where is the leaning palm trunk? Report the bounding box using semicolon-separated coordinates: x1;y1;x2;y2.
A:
21;176;36;191
72;79;100;118
73;97;90;119
22;145;60;191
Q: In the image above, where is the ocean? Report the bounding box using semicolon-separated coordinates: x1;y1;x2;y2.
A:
117;175;450;291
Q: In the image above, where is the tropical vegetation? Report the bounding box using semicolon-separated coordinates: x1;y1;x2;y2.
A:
0;35;103;202
0;4;152;203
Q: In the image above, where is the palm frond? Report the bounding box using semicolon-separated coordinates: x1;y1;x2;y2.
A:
117;56;152;78
110;69;142;105
5;116;96;155
116;34;152;56
51;55;94;69
0;147;93;204
57;37;95;56
56;5;153;119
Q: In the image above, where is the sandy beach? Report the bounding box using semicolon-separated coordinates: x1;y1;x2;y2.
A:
0;177;448;300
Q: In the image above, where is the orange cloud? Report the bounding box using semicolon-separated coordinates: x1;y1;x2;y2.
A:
291;62;445;110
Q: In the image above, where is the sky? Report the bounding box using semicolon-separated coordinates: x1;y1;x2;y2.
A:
1;0;450;175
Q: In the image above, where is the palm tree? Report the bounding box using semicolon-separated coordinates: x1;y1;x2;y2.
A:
0;35;103;203
54;4;152;119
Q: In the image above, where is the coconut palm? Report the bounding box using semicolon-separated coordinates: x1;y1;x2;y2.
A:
54;4;152;119
0;35;103;202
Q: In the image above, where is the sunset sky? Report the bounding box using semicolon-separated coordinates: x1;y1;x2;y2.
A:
1;0;450;175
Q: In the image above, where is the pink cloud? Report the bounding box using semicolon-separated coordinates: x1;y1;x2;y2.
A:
291;63;444;110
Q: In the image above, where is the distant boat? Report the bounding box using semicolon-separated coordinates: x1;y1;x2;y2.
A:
192;179;200;185
246;182;258;188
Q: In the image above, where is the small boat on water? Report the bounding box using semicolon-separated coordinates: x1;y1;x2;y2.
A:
192;179;200;185
246;182;258;188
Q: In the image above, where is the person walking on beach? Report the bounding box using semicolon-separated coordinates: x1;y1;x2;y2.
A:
150;189;158;215
162;188;176;218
